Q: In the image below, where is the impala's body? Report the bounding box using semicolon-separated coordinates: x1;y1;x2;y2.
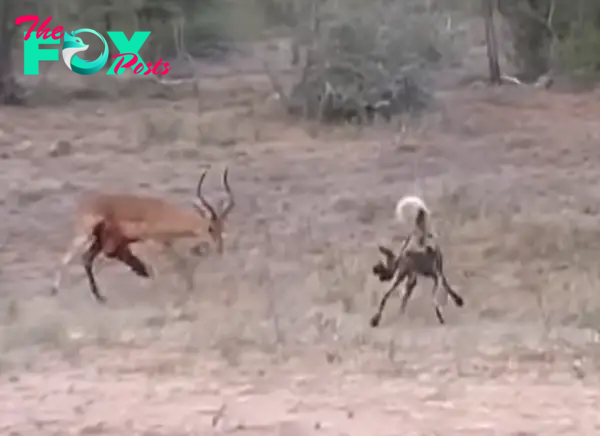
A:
51;167;234;303
77;193;218;246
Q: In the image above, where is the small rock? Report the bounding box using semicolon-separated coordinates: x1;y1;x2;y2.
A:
49;139;72;157
572;359;585;379
16;140;33;151
0;129;9;146
277;421;309;436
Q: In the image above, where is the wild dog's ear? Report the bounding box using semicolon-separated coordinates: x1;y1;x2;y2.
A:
378;245;394;258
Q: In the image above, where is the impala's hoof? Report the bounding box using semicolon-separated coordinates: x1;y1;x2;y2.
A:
129;258;151;278
370;314;381;327
137;264;151;278
455;295;464;307
50;286;58;296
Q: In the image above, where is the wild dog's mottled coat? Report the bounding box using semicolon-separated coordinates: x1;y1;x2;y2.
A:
370;195;464;326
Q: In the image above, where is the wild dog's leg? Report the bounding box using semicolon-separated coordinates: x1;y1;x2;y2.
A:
428;252;464;325
442;275;463;307
428;273;445;324
436;250;464;307
82;237;105;303
51;233;93;296
399;273;418;314
370;265;409;328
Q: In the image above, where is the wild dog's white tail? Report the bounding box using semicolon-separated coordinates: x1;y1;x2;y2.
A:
395;195;431;234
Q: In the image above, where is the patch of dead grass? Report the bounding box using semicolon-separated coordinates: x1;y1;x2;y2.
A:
2;63;600;402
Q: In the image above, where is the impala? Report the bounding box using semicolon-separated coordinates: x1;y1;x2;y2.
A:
51;167;234;303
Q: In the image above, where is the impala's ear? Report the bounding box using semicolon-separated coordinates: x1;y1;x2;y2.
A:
192;202;208;217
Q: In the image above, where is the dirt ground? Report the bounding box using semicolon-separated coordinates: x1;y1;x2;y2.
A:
2;42;600;435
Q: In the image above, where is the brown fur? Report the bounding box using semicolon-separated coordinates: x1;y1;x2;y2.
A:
51;167;234;303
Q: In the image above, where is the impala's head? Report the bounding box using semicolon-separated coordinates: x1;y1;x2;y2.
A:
192;167;234;255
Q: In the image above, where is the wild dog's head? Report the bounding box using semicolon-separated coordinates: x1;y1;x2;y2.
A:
372;245;397;282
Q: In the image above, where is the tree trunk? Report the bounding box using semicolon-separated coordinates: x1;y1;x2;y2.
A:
483;0;502;85
0;0;22;105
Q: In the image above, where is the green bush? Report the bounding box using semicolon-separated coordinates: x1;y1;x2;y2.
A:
265;0;460;124
555;24;600;74
499;0;600;81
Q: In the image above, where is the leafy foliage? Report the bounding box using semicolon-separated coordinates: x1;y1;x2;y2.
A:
499;0;600;80
5;0;600;107
263;0;454;124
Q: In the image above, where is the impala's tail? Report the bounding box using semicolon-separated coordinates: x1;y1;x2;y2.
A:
395;195;431;235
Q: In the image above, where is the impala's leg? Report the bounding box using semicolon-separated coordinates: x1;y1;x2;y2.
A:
82;238;105;303
162;241;194;292
104;243;152;279
98;225;151;280
51;233;92;296
370;266;409;328
399;273;418;314
115;247;152;278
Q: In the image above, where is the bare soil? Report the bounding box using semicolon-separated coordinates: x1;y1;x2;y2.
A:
2;52;600;435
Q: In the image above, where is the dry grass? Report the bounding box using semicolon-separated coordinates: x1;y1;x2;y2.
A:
2;42;600;435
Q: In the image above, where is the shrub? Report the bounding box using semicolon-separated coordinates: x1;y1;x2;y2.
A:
264;0;458;124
